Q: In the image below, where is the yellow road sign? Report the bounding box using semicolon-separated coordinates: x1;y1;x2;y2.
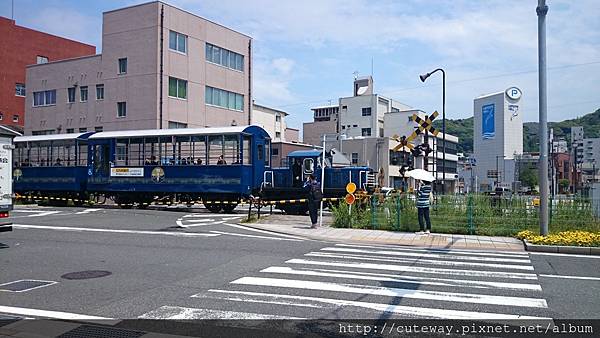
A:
346;182;357;194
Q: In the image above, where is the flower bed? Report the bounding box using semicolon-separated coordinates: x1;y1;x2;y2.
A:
516;230;600;247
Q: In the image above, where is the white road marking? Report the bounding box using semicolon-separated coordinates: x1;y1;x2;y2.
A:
202;290;549;320
0;305;114;322
209;230;302;242
287;258;538;279
186;219;215;223
12;224;220;237
335;243;528;257
304;252;535;271
322;247;531;263
74;208;101;215
138;306;304;320
260;266;542;291
185;221;226;228
10;210;61;218
193;292;323;309
529;252;600;259
222;216;243;221
230;277;548;308
0;280;58;293
222;223;306;240
538;274;600;281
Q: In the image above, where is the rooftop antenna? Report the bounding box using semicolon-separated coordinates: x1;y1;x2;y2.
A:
12;0;14;19
371;57;374;78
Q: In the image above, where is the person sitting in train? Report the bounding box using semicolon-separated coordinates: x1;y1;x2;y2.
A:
21;158;30;167
40;158;46;167
180;157;187;165
151;155;159;165
196;158;203;165
217;155;227;165
54;158;62;166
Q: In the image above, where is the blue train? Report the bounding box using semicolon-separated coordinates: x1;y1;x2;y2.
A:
13;126;373;213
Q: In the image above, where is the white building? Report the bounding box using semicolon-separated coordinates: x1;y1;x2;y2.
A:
473;87;523;191
252;103;289;142
338;76;411;138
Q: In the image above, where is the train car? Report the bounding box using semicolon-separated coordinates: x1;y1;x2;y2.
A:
261;150;374;214
13;133;93;205
85;126;270;212
1;125;20;232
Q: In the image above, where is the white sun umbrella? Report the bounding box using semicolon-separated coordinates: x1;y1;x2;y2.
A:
407;168;435;182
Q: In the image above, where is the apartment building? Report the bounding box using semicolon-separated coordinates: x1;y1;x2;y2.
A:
302;104;339;146
0;16;95;132
252;103;290;142
25;1;251;135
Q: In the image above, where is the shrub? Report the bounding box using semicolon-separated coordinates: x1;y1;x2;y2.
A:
517;230;600;247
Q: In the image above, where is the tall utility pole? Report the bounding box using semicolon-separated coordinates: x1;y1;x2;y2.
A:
537;0;549;236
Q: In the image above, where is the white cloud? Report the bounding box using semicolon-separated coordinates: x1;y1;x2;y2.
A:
253;57;298;106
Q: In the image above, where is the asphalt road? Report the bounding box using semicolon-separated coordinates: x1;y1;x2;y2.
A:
1;205;599;336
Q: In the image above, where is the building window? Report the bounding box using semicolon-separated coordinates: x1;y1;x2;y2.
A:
96;84;104;100
0;113;3;120
168;77;187;99
275;132;281;138
272;148;279;156
168;121;187;129
80;86;88;102
118;58;127;74
66;128;74;133
33;90;56;107
117;102;127;118
15;83;26;97
351;153;359;165
275;115;281;122
67;87;76;103
361;128;371;136
79;127;87;133
36;56;49;64
362;107;371;116
95;126;103;132
205;43;244;71
169;30;187;54
380;128;384;137
13;115;19;123
205;86;243;111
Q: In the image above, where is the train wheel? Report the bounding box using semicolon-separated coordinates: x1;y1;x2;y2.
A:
222;203;238;213
204;202;222;213
114;195;133;209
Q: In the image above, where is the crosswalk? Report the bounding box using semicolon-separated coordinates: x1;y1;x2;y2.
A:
139;243;552;320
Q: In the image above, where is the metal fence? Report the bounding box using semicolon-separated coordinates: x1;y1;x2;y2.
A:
332;193;600;236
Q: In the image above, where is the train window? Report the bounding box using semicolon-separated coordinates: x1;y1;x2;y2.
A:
257;144;263;161
224;135;239;164
242;135;251;165
144;137;159;165
192;135;207;165
78;142;87;166
116;139;129;166
160;136;175;165
208;135;224;164
175;136;192;165
265;140;270;167
129;138;143;166
38;141;51;167
303;158;314;174
14;143;27;166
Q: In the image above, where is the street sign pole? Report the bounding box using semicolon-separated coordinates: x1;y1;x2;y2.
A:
537;0;549;236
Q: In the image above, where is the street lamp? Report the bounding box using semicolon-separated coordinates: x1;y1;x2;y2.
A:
496;155;506;189
420;68;446;193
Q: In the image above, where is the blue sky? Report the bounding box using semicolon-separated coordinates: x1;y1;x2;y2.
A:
2;0;599;131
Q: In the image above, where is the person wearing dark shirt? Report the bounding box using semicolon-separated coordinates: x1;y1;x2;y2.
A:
303;174;322;228
416;180;433;234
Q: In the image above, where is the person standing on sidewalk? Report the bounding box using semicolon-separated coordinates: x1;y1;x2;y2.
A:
416;180;433;234
304;174;322;228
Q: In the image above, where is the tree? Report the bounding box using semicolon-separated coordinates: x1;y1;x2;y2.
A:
559;179;570;193
520;167;538;191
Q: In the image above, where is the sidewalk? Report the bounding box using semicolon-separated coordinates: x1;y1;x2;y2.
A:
242;213;524;251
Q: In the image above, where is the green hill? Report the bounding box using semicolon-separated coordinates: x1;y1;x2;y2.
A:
433;108;600;154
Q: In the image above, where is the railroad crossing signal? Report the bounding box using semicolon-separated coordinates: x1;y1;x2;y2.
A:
412;111;440;136
390;111;440;152
345;182;356;205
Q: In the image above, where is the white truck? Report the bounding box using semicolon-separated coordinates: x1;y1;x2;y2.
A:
0;126;20;233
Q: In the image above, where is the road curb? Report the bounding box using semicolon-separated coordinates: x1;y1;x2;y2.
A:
523;239;600;255
239;222;525;251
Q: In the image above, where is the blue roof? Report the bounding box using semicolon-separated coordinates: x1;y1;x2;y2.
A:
288;150;322;157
